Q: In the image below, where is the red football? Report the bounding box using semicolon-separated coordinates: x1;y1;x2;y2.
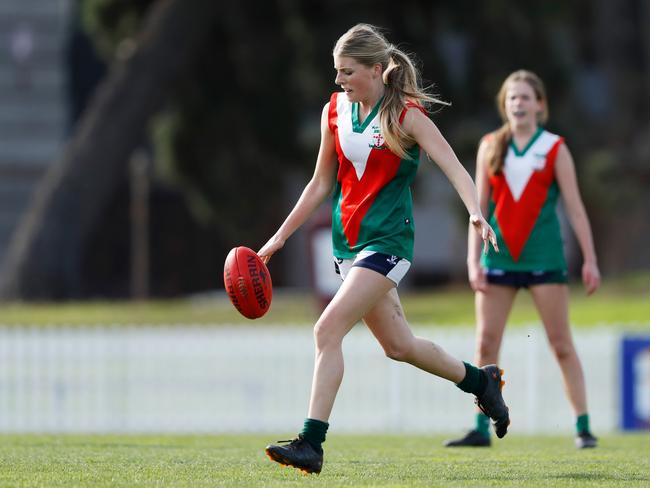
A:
223;246;273;319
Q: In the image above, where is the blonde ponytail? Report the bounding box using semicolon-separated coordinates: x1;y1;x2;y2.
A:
334;24;448;159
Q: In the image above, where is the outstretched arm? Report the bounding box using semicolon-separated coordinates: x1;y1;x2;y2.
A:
555;143;600;295
258;103;338;264
403;108;498;254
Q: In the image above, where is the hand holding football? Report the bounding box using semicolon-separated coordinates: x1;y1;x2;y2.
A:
223;246;273;319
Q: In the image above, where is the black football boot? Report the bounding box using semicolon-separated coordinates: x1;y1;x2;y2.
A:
265;435;323;474
475;365;510;438
444;429;491;447
575;431;598;449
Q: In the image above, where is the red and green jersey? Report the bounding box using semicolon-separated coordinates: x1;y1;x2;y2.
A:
482;127;567;271
327;92;422;261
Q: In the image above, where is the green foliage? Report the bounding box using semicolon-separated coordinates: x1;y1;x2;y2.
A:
80;0;154;60
0;434;649;486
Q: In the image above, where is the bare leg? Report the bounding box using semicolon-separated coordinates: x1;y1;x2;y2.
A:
474;285;518;366
362;288;465;382
530;284;588;416
307;266;395;421
365;284;510;439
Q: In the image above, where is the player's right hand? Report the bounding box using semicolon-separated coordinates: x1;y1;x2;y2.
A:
582;261;600;295
258;235;286;265
468;262;488;292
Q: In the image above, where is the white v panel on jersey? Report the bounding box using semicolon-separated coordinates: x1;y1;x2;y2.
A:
503;131;560;201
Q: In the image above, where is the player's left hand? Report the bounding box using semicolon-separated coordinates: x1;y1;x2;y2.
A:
582;261;600;295
470;214;499;254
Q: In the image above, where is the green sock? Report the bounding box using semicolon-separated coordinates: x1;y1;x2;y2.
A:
576;414;590;435
475;413;490;437
456;362;487;395
300;418;328;452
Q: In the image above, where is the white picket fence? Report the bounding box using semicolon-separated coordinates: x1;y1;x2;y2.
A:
0;324;627;434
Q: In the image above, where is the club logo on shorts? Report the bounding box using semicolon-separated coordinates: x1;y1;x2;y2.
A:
386;255;398;265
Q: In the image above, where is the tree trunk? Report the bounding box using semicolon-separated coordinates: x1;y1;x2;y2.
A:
0;0;220;299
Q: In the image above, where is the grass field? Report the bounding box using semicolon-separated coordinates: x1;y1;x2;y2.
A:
0;272;648;327
0;275;648;486
1;434;649;487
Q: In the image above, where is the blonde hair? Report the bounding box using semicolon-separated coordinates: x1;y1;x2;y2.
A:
485;70;548;175
333;24;447;159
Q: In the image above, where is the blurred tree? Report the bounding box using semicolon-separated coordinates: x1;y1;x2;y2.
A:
0;0;221;299
583;0;650;272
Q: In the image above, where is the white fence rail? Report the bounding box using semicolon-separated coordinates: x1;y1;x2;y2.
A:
0;324;627;434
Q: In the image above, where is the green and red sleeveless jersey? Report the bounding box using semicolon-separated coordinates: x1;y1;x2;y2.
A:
327;92;422;261
482;127;567;271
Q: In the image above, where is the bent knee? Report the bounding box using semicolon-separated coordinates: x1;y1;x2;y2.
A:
383;339;414;362
549;339;575;361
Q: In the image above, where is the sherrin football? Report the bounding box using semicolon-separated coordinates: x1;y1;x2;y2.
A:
224;246;273;319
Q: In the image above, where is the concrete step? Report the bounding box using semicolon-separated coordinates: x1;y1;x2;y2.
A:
0;166;44;211
0;77;63;98
0;179;38;203
0;162;47;180
0;168;43;249
0;86;64;108
0;20;68;51
0;0;70;18
0;98;65;119
0;139;63;165
0;111;64;143
0;0;71;260
0;67;63;89
0;45;66;68
0;118;67;142
0;113;66;134
0;28;65;54
0;232;19;258
0;207;27;228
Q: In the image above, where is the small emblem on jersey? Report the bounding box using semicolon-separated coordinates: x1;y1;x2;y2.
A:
369;125;386;149
532;153;547;170
404;218;411;225
386;255;399;265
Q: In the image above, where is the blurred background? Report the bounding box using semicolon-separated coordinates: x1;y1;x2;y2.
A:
0;0;648;300
0;0;648;435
